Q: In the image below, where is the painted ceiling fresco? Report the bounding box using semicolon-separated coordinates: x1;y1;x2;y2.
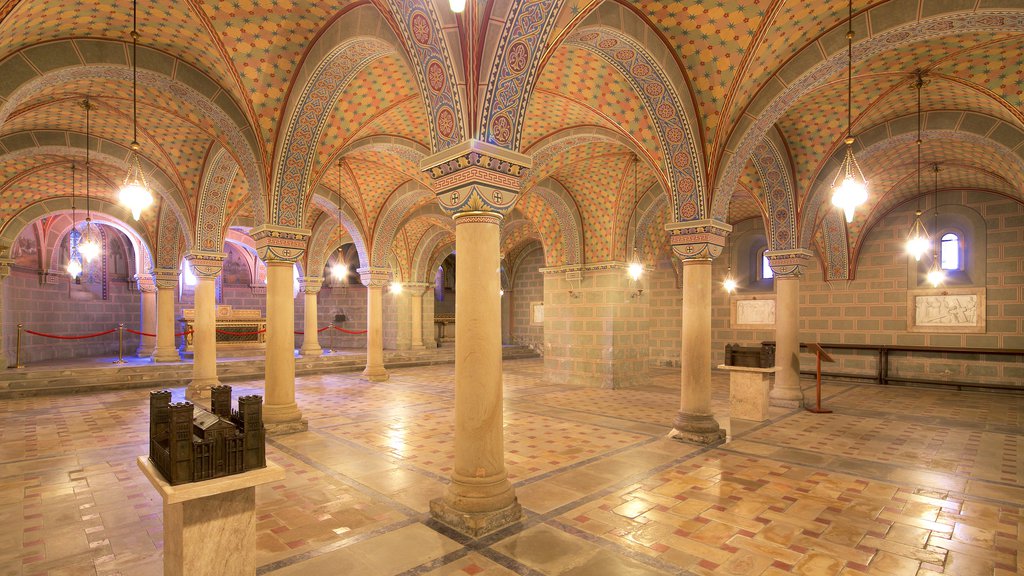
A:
0;0;1020;279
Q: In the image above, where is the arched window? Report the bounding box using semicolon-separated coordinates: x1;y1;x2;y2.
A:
940;232;961;271
761;253;774;280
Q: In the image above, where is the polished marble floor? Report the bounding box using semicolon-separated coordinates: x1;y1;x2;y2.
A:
2;359;1023;575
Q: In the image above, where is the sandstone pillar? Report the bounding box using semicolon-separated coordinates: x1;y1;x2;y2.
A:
252;225;310;435
668;220;731;444
152;268;180;362
421;140;530;536
299;276;323;357
185;252;225;400
0;256;11;367
358;267;390;382
407;282;431;350
136;275;158;357
766;249;814;408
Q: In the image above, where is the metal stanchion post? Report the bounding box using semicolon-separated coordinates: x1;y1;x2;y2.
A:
113;323;126;365
13;323;24;368
329;323;335;354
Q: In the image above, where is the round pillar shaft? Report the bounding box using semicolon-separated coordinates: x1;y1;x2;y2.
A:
411;290;424;349
263;261;304;430
771;275;803;406
299;291;322;357
672;259;724;444
153;285;179;362
362;285;388;381
187;277;219;399
137;289;157;357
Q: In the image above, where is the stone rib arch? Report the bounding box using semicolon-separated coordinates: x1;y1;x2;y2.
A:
714;11;1024;226
525;127;657;189
426;241;456;287
369;181;433;269
383;0;466;151
528;179;583;267
154;204;184;271
565;25;706;222
632;187;668;264
0;136;192;244
336;135;428;166
305;211;356;278
478;0;566;150
194;145;240;253
411;226;454;283
501;215;547;266
46;214;152;278
395;203;454;238
750;135;798;251
0;60;265;224
310;185;370;270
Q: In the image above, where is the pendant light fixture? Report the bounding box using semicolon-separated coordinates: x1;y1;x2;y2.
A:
722;267;738;293
79;98;102;263
926;164;945;287
117;0;154;221
905;71;930;261
66;162;83;279
830;0;868;223
449;0;466;13
626;154;644;282
330;158;348;282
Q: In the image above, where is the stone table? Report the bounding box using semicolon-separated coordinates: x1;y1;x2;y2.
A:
718;365;777;422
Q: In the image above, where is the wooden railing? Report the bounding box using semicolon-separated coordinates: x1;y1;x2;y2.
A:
772;341;1024;391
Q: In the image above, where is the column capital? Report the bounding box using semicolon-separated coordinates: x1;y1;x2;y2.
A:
667;219;732;262
420;139;532;219
765;248;814;278
184;251;225;278
301;276;323;294
251;224;310;263
404;281;432;296
135;273;158;293
357;266;391;288
0;259;13;280
152;267;179;289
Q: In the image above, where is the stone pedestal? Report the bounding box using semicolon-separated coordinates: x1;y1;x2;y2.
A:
719;365;775;422
185;253;225;400
359;268;390;382
137;457;284;576
299;278;323;357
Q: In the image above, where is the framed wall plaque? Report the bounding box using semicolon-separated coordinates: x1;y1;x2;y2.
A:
908;287;985;333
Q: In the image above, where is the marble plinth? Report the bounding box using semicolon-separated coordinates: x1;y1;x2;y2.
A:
430;497;523;538
719;365;775;422
137;456;284;576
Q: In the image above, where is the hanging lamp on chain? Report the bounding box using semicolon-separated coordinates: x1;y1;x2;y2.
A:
926;164;945;287
905;71;930;261
330;158;348;282
79;98;102;263
626;154;644;282
117;0;154;220
67;162;83;278
830;0;869;223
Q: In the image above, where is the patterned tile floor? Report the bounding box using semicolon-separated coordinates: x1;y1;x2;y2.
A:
1;358;1022;575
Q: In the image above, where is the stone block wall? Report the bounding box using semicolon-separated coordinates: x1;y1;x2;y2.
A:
646;258;682;366
511;247;544;350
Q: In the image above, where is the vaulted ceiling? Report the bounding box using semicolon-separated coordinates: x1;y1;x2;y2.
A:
0;0;1020;280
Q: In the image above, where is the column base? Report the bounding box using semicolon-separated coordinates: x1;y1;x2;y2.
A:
186;378;219;400
152;348;181;363
769;388;804;409
411;343;425;350
136;347;156;358
362;366;389;382
263;403;308;435
671;412;725;445
430;474;522;539
299;346;323;357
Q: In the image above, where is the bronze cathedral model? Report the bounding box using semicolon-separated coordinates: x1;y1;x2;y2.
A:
149;385;266;485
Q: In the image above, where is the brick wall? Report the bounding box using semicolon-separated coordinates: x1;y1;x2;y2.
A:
646;257;682;366
511;247;544;350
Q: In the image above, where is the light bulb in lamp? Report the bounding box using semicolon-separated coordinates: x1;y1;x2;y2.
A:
331;262;348;281
390;281;403;294
832;175;867;223
66;257;82;278
723;277;737;293
627;261;643;281
905;210;930;261
79;230;101;262
927;266;945;287
449;0;466;12
119;178;153;220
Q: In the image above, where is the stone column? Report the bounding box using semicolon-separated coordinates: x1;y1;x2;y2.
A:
299;276;323;357
152;269;180;362
358;267;390;382
0;256;12;368
185;252;225;400
420;140;530;536
252;225;310;435
766;249;814;408
136;275;158;357
406;282;431;350
668;220;731;445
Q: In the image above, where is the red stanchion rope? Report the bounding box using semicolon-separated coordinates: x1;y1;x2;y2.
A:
215;328;268;336
333;326;368;335
24;328;117;340
294;326;333;335
175;329;193;337
125;328;156;337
